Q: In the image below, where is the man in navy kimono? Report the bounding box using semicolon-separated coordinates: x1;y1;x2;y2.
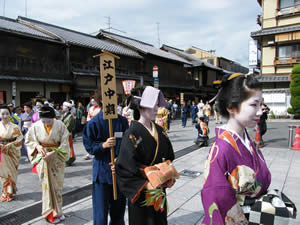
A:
181;101;188;128
82;105;129;225
190;101;198;125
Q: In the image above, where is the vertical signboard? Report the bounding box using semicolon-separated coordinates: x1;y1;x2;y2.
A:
100;53;119;120
249;39;258;67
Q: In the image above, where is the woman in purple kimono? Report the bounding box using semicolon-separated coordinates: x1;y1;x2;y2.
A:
201;73;271;224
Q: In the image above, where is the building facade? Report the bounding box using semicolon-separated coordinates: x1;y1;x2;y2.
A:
251;0;300;115
184;46;249;74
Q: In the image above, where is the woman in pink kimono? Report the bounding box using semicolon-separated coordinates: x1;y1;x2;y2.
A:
201;73;272;224
25;106;70;224
0;105;23;202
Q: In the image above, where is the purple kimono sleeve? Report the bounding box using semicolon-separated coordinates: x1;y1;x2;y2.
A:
201;142;237;225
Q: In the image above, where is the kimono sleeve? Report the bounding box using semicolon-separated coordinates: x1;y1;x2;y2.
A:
57;121;70;161
10;125;23;151
25;125;40;162
201;141;245;225
115;131;148;204
82;119;107;155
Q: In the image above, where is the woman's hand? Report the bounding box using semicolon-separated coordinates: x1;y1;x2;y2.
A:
161;178;176;188
43;151;55;161
145;182;155;190
36;145;46;157
103;137;116;149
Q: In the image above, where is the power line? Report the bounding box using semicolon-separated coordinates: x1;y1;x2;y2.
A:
25;0;27;17
3;0;5;16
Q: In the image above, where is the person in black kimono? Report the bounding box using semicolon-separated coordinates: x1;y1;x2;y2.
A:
82;92;129;225
116;86;175;225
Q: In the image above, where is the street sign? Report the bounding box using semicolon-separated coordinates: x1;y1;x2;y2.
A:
153;65;158;78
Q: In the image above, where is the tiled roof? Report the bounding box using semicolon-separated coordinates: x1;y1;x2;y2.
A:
0;16;57;41
257;75;289;82
17;16;142;59
251;25;300;37
99;30;191;64
161;45;223;71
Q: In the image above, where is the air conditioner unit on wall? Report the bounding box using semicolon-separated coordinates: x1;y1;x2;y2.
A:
267;41;275;46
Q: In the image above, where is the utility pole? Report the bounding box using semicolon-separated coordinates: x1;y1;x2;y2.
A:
103;16;126;34
156;22;160;48
25;0;27;17
105;16;111;32
3;0;5;16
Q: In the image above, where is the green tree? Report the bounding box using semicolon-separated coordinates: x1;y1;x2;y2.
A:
288;64;300;115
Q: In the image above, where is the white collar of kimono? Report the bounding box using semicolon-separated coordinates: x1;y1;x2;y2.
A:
220;125;252;153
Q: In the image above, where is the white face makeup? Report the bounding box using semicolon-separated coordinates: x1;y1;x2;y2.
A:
231;90;263;129
140;102;159;122
40;118;54;126
36;103;43;110
90;99;97;106
0;109;10;121
62;105;68;112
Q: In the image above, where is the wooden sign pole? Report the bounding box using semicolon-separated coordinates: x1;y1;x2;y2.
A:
108;119;117;200
93;50;120;200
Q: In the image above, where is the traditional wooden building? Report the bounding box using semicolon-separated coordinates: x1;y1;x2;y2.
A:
0;16;71;106
185;46;249;74
17;16;144;106
161;45;227;102
97;30;195;100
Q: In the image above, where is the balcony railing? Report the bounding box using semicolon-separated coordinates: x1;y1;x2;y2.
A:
274;57;300;65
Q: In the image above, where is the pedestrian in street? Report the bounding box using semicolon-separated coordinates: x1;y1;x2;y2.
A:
0;104;23;202
181;101;188;128
258;98;270;145
172;101;178;119
25;106;70;224
197;100;204;117
214;100;222;124
194;116;209;147
7;103;19;124
61;101;76;166
155;106;169;131
75;101;85;134
82;90;129;225
84;97;101;160
19;101;34;161
31;99;43;124
190;100;198;124
201;73;273;224
116;86;176;225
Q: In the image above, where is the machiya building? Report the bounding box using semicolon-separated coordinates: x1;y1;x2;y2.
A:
251;0;300;115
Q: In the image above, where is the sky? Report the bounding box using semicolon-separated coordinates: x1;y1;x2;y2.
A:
1;0;262;67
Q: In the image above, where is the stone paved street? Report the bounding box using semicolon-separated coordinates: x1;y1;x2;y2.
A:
0;118;299;225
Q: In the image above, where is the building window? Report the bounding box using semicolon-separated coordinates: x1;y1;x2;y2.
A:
280;0;300;9
278;44;300;59
207;59;214;65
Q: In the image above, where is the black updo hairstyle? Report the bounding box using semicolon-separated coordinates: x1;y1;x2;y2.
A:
126;86;146;120
217;73;262;119
0;104;11;114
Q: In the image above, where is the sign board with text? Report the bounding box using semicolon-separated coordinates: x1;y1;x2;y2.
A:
99;53;119;120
